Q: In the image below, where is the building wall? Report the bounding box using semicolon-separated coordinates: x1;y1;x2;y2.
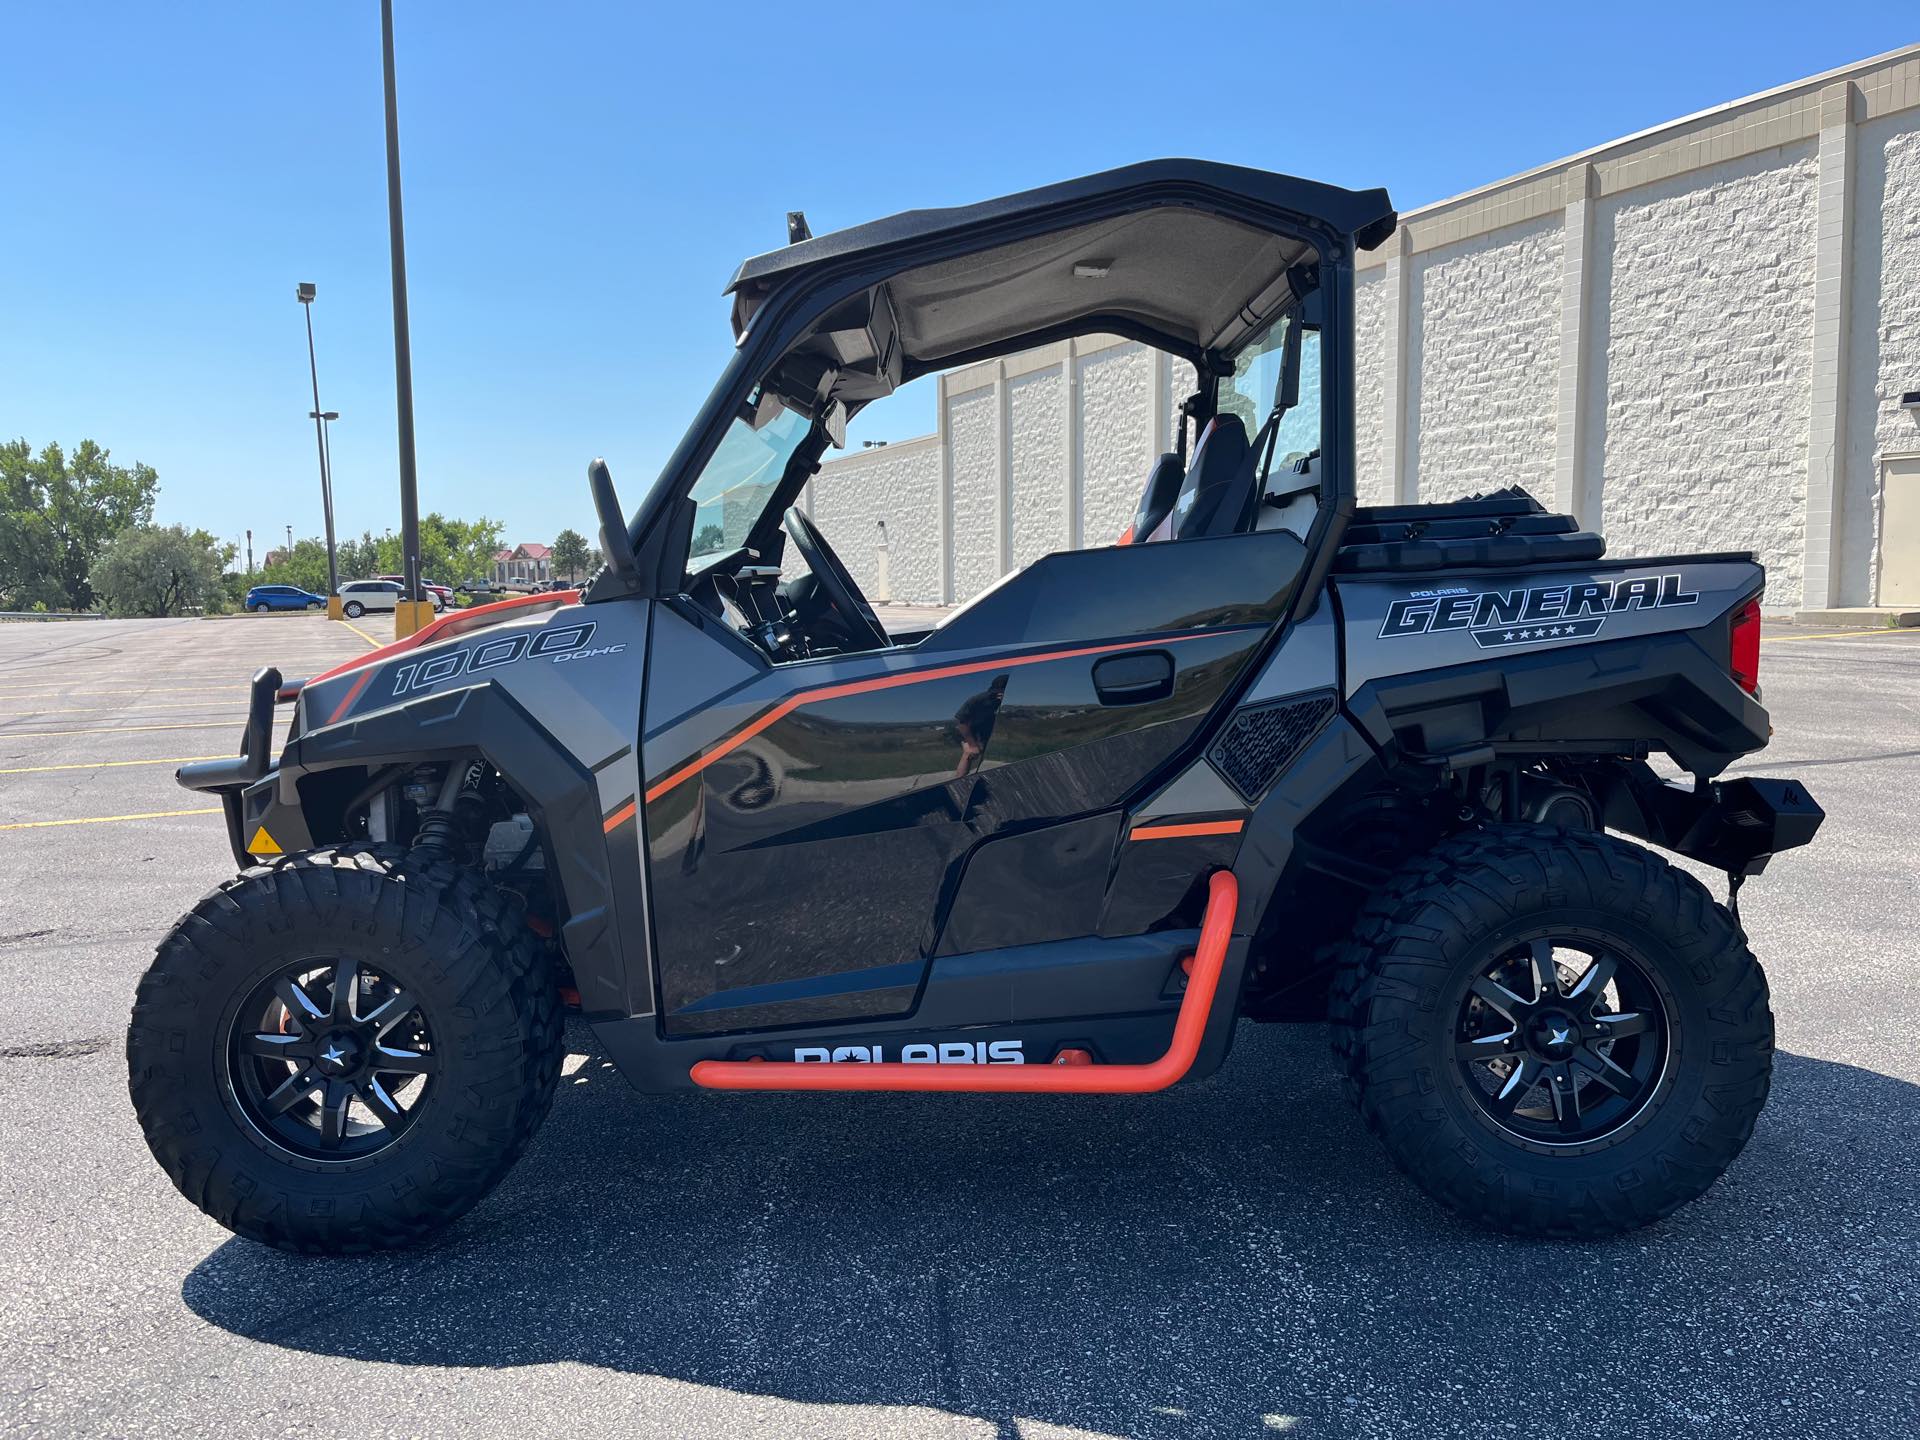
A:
1845;110;1920;603
811;46;1920;613
1352;269;1392;504
803;434;941;602
1587;145;1819;604
1407;214;1562;503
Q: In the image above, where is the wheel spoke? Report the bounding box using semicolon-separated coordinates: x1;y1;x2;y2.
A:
327;960;359;1023
1572;1045;1641;1099
273;977;327;1033
1485;1057;1540;1117
357;1077;406;1129
242;1031;311;1061
1593;1010;1652;1039
1548;1065;1584;1132
371;1042;436;1076
1566;952;1617;1005
317;1080;352;1148
263;1066;323;1116
1527;940;1561;1001
359;987;419;1039
1457;1029;1521;1063
1469;975;1528;1020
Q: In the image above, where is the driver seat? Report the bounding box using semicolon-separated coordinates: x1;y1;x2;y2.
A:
1169;415;1255;541
1121;451;1186;545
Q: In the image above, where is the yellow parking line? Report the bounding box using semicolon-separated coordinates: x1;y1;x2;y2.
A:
0;807;220;831
0;721;242;738
0;686;251;698
0;755;225;775
340;619;384;647
0;700;247;717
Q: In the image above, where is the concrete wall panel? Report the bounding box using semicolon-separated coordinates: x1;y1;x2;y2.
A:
947;383;1001;599
1009;365;1067;569
1408;214;1563;502
1353;268;1392;504
1846;112;1920;603
1587;144;1820;604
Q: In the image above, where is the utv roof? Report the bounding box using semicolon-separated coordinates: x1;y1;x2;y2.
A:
725;159;1396;373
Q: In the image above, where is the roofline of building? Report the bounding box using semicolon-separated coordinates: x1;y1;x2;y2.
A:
1358;42;1920;266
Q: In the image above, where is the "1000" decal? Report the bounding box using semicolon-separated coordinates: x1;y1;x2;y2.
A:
390;621;624;696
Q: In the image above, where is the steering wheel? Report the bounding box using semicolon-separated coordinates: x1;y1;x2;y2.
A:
782;507;890;652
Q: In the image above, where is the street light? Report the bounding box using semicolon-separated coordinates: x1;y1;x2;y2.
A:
295;284;341;608
379;0;427;637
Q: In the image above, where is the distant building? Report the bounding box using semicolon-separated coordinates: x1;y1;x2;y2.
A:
261;548;290;569
490;542;552;589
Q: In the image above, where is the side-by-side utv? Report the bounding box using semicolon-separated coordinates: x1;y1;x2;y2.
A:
131;160;1822;1252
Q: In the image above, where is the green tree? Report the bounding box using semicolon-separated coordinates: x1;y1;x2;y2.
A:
0;439;158;610
551;527;591;582
91;524;234;617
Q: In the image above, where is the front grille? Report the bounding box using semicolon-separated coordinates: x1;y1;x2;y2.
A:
1208;690;1337;801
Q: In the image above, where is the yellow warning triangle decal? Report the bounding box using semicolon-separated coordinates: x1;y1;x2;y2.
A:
250;827;283;856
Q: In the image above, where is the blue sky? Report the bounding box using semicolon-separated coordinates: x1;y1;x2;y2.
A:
2;3;1915;555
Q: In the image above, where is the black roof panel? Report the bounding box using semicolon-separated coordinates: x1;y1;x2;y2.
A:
725;159;1396;296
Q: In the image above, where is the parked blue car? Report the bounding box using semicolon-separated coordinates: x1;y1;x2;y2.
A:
244;584;326;613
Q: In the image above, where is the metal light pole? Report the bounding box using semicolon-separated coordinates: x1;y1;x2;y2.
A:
296;282;341;607
379;0;427;636
310;408;340;558
245;529;254;575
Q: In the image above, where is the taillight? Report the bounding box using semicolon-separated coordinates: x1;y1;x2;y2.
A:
1730;596;1762;695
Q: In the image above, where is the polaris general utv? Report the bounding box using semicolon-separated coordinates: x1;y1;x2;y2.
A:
132;161;1822;1252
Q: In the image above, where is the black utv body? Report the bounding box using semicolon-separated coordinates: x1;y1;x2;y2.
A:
131;160;1822;1252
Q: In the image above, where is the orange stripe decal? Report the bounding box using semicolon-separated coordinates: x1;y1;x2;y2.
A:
690;870;1239;1093
642;631;1229;807
326;668;375;725
1128;818;1245;842
602;800;637;833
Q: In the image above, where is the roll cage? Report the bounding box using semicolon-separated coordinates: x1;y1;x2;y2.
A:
590;160;1396;610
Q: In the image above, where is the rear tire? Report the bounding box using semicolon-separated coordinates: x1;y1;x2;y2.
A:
252;602;270;613
1328;825;1771;1238
128;852;562;1253
343;600;364;618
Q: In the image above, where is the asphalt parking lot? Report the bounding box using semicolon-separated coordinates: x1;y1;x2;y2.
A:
1;612;1916;1439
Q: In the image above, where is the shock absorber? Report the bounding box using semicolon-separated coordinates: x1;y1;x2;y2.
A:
405;764;465;860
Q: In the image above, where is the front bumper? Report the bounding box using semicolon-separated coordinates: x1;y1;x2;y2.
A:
177;667;304;869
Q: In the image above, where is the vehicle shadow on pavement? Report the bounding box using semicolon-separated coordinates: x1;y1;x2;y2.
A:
182;1023;1919;1438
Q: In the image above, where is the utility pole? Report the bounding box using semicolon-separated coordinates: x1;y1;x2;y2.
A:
286;524;294;557
379;0;428;637
246;529;253;575
295;283;340;608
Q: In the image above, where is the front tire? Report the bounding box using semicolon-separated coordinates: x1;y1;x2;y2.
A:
1329;826;1771;1238
128;853;562;1253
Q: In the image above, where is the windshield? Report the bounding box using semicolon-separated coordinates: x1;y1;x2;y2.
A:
1219;312;1322;468
686;393;814;569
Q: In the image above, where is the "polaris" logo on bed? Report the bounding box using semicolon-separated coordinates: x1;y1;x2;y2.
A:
1379;573;1698;648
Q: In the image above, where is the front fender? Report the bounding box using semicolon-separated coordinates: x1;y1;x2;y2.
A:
271;681;647;1018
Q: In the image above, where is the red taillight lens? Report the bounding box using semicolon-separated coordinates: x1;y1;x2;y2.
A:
1730;596;1762;695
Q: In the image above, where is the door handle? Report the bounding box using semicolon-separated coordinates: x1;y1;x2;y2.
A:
1092;650;1174;705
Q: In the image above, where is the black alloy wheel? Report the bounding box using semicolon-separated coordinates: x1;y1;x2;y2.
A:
226;958;438;1160
1452;938;1668;1147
